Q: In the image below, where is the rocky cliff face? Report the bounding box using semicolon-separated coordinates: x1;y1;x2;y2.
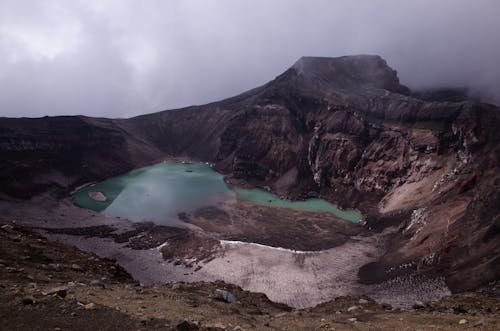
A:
0;116;164;198
0;55;498;293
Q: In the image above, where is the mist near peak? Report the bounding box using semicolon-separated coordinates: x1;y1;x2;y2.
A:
0;0;499;118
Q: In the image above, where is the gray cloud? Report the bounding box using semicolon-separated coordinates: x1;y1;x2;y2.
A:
0;0;499;118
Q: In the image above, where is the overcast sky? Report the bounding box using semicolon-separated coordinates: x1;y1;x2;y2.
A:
1;0;499;118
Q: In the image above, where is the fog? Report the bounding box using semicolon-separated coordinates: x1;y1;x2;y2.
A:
1;0;499;118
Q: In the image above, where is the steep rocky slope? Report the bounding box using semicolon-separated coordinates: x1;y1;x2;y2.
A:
0;116;164;198
1;55;499;295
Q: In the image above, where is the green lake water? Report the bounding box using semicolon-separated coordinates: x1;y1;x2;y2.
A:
73;162;362;225
233;188;362;222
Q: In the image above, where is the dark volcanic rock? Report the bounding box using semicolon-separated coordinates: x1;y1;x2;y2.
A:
0;116;163;198
0;54;499;293
176;320;200;331
412;87;472;102
44;286;68;298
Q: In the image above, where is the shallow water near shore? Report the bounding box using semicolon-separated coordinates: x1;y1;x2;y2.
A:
73;162;362;225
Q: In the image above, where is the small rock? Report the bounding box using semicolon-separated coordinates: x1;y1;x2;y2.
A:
273;312;287;318
214;289;236;303
473;319;486;327
359;298;369;304
347;317;357;322
453;305;468;314
46;263;63;271
206;322;226;330
176;320;199;331
84;303;96;310
381;303;392;310
172;283;184;290
53;328;61;331
1;224;14;232
71;264;85;272
21;296;35;305
459;319;468;325
347;306;358;312
413;301;426;309
90;280;105;289
44;286;68;298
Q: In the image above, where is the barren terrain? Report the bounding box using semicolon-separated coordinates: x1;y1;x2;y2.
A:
2;221;499;331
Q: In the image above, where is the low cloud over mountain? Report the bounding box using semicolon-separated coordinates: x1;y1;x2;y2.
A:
1;0;499;117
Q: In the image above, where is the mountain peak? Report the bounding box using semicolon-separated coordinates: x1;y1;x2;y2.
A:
292;54;384;71
290;55;410;95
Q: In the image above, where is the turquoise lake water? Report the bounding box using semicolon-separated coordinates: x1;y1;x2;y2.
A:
73;162;362;225
233;188;362;222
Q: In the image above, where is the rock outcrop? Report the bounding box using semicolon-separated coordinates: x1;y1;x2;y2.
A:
1;54;499;293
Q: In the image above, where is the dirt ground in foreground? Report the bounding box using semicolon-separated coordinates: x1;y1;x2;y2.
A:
1;221;499;330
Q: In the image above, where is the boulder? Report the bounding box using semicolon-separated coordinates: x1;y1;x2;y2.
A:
43;286;68;298
214;289;236;303
21;296;35;305
176;320;200;331
90;279;105;289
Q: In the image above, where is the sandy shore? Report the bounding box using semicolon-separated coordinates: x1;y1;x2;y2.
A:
0;192;451;309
